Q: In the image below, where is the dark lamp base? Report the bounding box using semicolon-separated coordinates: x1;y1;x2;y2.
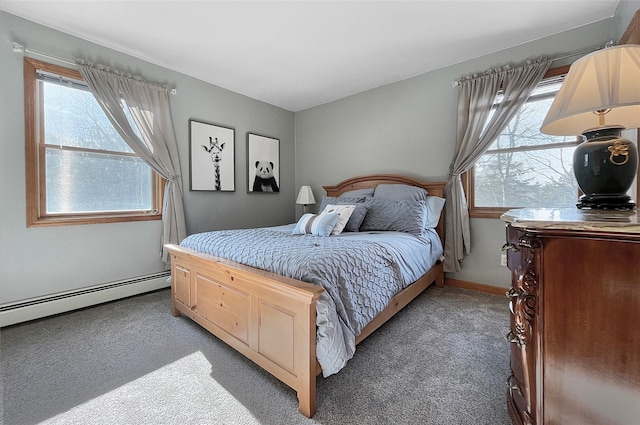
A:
573;126;638;211
576;194;636;210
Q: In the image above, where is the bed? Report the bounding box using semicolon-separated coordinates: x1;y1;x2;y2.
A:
165;174;446;417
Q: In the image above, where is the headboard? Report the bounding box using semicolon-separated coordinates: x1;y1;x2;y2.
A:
322;174;446;244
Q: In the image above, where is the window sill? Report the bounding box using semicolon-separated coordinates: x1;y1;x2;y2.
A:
469;208;510;219
27;212;162;227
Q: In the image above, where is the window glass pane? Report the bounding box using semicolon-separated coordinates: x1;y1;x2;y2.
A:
42;81;134;153
472;73;582;211
474;147;579;208
45;148;151;213
489;96;571;151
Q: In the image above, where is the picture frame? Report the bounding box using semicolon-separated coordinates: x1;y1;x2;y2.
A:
247;133;280;193
189;119;235;191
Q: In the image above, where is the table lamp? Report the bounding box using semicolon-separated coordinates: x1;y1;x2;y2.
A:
296;185;316;214
541;44;640;209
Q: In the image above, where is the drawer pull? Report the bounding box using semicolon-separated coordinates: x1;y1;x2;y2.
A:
506;331;521;345
501;243;518;252
507;375;522;394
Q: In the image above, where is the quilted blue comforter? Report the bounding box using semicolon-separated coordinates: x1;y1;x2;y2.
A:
180;226;442;376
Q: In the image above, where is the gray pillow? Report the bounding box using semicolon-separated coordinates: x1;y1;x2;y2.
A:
342;203;370;232
359;198;427;235
319;196;366;211
318;196;369;232
373;184;428;202
340;188;374;198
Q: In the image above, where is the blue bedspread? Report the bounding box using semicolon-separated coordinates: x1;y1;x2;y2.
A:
180;226;442;375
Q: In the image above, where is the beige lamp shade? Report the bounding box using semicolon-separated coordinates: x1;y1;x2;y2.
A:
541;44;640;135
296;185;316;205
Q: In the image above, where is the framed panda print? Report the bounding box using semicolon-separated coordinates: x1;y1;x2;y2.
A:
247;133;280;193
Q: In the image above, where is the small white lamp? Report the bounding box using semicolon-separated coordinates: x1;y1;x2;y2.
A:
541;44;640;209
296;185;316;214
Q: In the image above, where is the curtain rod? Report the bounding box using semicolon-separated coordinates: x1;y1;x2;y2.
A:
451;41;614;87
549;40;614;64
12;42;77;67
11;42;177;95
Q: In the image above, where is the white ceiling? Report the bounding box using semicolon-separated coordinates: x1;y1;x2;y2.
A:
1;1;620;111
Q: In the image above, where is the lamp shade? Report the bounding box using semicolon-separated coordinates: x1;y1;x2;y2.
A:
541;44;640;135
296;186;316;205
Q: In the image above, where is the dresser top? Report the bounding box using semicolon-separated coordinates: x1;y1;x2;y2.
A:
501;208;640;233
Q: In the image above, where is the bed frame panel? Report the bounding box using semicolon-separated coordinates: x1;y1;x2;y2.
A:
166;174;446;418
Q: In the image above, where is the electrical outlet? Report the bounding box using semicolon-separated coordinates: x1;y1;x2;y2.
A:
500;252;508;267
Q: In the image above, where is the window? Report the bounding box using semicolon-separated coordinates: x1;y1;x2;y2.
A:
24;58;162;227
469;66;581;218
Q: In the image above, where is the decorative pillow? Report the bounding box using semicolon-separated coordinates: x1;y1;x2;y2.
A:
340;188;374;198
292;213;340;237
425;196;446;229
373;184;428;202
318;196;370;232
321;204;356;235
343;203;370;232
318;196;367;211
359;198;427;235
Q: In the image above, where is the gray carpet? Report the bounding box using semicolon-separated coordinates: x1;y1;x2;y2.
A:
1;286;511;425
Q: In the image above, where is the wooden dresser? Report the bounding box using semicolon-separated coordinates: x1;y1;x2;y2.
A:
501;208;640;425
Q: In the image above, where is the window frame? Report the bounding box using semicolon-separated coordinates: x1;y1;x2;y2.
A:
24;57;163;227
467;65;585;219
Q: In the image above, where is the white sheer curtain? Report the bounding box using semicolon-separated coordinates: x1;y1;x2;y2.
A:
444;58;552;272
76;60;186;263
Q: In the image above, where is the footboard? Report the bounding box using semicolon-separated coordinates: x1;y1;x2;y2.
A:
166;244;324;418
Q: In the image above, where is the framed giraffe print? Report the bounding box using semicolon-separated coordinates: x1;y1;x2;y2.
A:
189;119;235;191
247;133;280;193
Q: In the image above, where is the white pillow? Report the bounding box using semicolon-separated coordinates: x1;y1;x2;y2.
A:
292;213;340;237
425;196;446;229
321;204;356;235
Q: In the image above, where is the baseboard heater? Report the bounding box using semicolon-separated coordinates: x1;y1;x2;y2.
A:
0;271;171;328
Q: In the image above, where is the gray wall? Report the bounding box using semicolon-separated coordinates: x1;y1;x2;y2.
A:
0;11;295;305
2;3;638;307
294;18;617;289
617;1;640;40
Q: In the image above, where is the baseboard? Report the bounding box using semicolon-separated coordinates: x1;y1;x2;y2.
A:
1;274;504;327
444;278;507;297
0;271;170;328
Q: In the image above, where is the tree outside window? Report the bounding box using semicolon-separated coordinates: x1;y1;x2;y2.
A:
470;73;580;217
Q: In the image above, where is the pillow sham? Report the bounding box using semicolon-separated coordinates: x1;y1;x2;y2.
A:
425;196;446;229
318;195;368;211
373;184;428;202
318;196;370;232
321;204;356;235
340;188;374;198
292;213;340;237
359;198;427;235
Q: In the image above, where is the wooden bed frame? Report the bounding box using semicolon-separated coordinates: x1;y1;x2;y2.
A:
165;174;445;418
